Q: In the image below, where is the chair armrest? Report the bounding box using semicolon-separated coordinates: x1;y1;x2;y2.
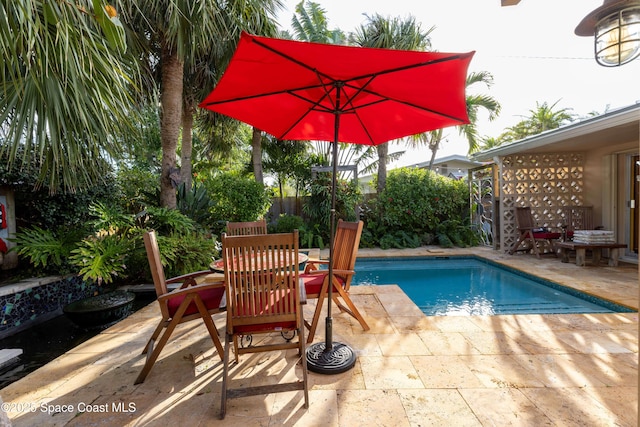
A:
332;269;354;276
157;280;225;303
165;270;214;286
304;259;328;273
301;269;327;276
302;268;354;277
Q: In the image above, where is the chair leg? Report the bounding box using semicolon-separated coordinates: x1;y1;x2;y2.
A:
297;312;309;409
141;320;166;356
332;282;369;332
232;335;240;363
134;315;182;384
193;296;224;360
306;288;327;344
509;232;528;255
220;332;231;420
134;295;192;385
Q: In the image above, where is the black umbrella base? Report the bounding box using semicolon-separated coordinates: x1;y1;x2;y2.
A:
306;341;356;375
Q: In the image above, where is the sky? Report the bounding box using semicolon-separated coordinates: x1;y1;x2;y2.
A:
275;0;640;168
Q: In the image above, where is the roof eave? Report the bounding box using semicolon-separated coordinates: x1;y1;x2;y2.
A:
471;103;640;161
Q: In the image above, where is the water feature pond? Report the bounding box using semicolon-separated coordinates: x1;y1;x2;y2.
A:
0;293;153;389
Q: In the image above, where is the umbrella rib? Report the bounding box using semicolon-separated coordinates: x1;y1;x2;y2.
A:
201;83;329;107
347;53;472;83
338;83;468;124
339;71;469;124
275;91;333;139
249;35;471;90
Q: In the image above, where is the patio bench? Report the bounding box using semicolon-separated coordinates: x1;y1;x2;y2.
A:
555;241;627;267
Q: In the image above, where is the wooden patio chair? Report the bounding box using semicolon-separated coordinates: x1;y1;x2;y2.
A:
508;207;561;258
562;205;596;239
300;219;370;343
134;231;225;385
219;230;308;419
225;219;267;236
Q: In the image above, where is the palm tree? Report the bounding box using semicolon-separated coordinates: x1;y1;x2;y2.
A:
120;0;282;208
516;100;575;136
476;136;505;152
409;71;501;168
351;14;433;193
289;0;345;44
492;100;575;144
0;1;139;192
181;4;280;190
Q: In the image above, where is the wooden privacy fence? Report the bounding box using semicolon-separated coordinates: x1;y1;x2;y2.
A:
267;195;374;223
268;197;305;220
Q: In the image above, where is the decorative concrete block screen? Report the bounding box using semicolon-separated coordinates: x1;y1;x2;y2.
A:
500;153;585;252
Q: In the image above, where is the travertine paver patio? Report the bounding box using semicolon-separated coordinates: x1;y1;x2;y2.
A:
0;246;637;426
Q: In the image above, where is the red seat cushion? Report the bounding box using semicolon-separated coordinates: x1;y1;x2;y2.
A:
231;289;298;333
301;273;346;295
532;232;561;239
167;286;224;318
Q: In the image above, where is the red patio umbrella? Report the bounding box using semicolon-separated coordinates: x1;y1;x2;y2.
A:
200;31;474;374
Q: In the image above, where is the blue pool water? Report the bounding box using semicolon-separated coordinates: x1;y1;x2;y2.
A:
351;257;634;316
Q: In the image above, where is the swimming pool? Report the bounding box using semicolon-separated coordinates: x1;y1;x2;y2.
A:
351;256;634;316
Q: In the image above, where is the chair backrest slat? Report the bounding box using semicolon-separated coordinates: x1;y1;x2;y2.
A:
143;231;172;319
515;207;535;230
226;219;267;236
222;231;300;331
332;220;363;288
143;231;168;297
562;206;594;231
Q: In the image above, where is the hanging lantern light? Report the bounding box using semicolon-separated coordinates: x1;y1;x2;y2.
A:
576;0;640;66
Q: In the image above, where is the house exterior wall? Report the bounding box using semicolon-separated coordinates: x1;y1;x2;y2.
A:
499;153;585;252
498;138;639;254
587;139;637;230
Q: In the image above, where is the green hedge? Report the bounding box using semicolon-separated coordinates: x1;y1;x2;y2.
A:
363;168;477;248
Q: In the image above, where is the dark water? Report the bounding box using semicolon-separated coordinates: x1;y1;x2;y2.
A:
0;295;154;389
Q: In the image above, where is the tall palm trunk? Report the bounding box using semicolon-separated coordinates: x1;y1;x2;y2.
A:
252;127;264;184
159;46;184;209
427;129;443;170
181;104;195;191
376;143;388;194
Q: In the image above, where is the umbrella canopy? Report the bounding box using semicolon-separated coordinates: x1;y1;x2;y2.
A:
199;32;474;145
200;32;474;374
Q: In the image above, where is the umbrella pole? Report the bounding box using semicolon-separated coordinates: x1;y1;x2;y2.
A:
306;101;356;375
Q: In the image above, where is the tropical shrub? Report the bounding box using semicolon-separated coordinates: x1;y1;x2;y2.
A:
115;166;159;213
12;226;85;275
302;173;361;243
13;202;218;286
176;182;215;231
205;172;273;235
151;232;218;279
274;214;305;233
365;167;472;248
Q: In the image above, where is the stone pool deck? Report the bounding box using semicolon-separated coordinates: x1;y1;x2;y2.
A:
0;246;637;426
